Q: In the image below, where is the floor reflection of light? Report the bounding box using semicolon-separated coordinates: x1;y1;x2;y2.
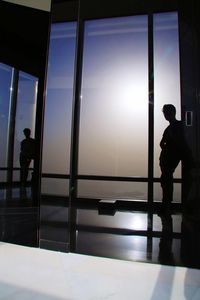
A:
131;215;145;230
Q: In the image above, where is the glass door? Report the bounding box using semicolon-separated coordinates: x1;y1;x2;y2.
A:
153;12;181;204
40;21;77;251
41;1;199;265
41;11;183;254
77;12;181;205
74;11;183;259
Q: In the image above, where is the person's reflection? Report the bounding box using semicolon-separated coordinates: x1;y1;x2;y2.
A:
181;215;200;268
20;184;28;200
20;128;35;187
158;213;175;265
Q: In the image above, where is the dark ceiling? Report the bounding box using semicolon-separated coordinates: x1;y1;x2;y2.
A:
53;0;77;3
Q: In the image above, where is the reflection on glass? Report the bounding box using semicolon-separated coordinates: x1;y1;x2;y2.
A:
78;180;147;201
0;63;13;181
153;213;182;232
154;12;181;178
79;16;148;177
42;22;77;174
13;71;38;180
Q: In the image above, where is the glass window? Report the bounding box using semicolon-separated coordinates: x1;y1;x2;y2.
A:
41;178;69;196
79;16;148;177
13;72;38;180
42;22;77;175
153;12;181;178
0;63;13;169
154;182;181;203
78;180;147;201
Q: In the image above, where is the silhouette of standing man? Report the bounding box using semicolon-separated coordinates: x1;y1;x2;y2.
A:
159;104;191;214
20;128;35;186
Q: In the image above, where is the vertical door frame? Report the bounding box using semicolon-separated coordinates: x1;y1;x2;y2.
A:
6;68;19;184
68;0;84;252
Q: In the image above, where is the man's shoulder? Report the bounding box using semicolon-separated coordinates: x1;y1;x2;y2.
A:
21;138;26;145
170;120;183;130
175;120;184;131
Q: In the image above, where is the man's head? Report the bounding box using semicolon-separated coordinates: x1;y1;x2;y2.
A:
23;128;31;138
162;104;176;122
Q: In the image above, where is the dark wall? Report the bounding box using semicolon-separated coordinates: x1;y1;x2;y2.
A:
52;0;78;22
0;1;51;78
80;0;179;19
52;0;179;22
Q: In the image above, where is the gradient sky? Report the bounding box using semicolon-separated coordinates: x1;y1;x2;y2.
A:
42;12;181;200
0;64;12;167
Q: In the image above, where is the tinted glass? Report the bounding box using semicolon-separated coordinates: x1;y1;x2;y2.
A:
154;12;181;178
13;72;38;180
42;22;77;175
0;64;12;172
79;16;148;178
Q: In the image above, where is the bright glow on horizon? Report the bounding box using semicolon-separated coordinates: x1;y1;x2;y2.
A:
113;80;147;119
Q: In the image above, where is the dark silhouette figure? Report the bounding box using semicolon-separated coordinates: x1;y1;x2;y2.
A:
20;128;35;186
159;104;192;215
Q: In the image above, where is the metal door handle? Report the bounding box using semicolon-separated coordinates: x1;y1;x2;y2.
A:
185;111;193;126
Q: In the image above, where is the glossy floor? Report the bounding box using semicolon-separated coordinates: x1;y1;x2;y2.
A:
75;208;200;268
0;187;200;270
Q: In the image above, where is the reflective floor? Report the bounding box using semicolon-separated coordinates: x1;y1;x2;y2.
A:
75;208;200;268
0;187;200;270
0;187;38;247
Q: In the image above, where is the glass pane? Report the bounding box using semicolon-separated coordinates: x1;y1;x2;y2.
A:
79;16;148;177
0;171;7;183
78;180;147;201
154;182;181;203
154;12;181;178
13;72;38;168
13;170;21;182
42;22;77;174
0;63;13;174
41;178;69;196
